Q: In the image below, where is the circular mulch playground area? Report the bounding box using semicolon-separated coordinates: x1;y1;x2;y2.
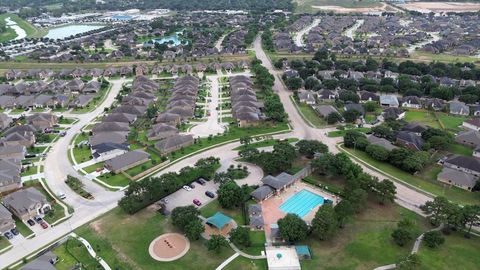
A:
149;233;190;262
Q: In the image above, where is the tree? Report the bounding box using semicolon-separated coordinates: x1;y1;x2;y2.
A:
391;228;413;247
460;205;480;237
285;77;303;90
334;200;354;228
304;76;321;90
229;226;251;248
206;235;228;253
277;214;308;243
373;179;397;204
273;141;297;161
396;254;421;270
240;136;252;146
346;188;368;214
326;112;343;124
185;219;205;240
423;231;445;248
311;204;338;240
264;94;287;122
343;130;366;148
171;206;200;231
365;144;389;161
217;181;243;209
420;196;452;226
363;101;378;112
296;140;328;158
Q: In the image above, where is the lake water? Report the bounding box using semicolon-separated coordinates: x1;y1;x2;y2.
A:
45;24;104;39
111;15;133;21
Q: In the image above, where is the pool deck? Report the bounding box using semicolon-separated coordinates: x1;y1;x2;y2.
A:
260;182;339;242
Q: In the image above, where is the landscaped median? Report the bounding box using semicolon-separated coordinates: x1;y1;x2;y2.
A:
338;144;480;205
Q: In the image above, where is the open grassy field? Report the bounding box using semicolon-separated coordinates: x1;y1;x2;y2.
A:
53;238;102;270
436;112;468;132
299;203;427;270
224;257;267;270
327;127;370;138
412;51;480;64
292;98;327;128
0;13;46;42
97;173;131;187
404;110;441;129
341;146;480;205
75;208;235;270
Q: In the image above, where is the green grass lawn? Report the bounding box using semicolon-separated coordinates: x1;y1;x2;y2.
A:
200;200;246;226
404;110;441;129
53;238;102;270
97;173;130;187
0;237;11;251
327;127;370;138
13;216;34;237
43;203;66;224
83;162;104;174
223;257;267;270
72;146;92;164
74;133;89;145
242;231;266;256
295;0;381;13
299;202;428;270
341;146;480;205
20;165;38;177
417;232;480;270
294;100;327;128
447;143;473;156
436;113;468;132
75;208;235;270
124;160;154;176
28;146;47;154
412;51;480;64
59;117;76;125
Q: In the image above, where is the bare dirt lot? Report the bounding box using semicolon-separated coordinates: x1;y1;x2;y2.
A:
312;2;401;13
399;2;480;13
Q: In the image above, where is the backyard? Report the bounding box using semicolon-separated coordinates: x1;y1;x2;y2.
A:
52;238;102;270
292;98;327;128
404;110;441;129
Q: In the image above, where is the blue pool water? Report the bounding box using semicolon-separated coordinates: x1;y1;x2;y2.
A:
279;190;324;217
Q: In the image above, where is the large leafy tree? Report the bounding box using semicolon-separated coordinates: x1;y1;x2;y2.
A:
229;226;251;248
373;179;397;204
311;204;338;240
334;200;355;228
460;205;480;237
206;235;228;253
296;140;328;158
278;214;309;243
217;181;243;209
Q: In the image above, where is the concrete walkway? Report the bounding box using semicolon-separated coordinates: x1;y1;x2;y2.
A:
71;233;111;270
228;242;265;259
215;253;239;270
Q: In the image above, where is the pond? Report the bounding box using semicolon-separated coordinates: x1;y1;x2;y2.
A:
111;15;133;21
45;24;104;40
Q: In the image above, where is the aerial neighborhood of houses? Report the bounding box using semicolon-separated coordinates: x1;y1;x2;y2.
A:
0;1;480;270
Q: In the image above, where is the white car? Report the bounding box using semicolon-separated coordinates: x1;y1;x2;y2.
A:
183;185;192;191
57;192;66;200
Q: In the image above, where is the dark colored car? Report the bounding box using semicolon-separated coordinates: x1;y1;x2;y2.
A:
27;219;35;226
205;191;215;198
195;178;207;185
193;199;202;206
4;231;13;240
188;183;195;189
34;216;43;223
10;228;19;236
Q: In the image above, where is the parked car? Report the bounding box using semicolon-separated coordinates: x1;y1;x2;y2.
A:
27;219;35;226
205;191;215;198
188;183;195;189
34;216;43;223
193;199;202;206
40;221;49;229
57;191;66;200
4;231;13;240
10;228;19;236
195;178;207;185
183;185;192;191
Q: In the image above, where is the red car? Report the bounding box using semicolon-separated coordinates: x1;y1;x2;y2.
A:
193;199;202;206
40;221;49;229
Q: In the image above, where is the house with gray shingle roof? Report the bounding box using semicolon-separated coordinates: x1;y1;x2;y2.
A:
449;101;469;116
396;131;424;151
92;122;130;134
0;145;26;160
437;167;477;191
0;159;22;193
444;155;480;176
155;135;194;155
250;185;274;201
147;123;178;141
0;113;12;129
104;150;150;173
89;131;128;147
3;187;50;220
0;204;15;234
92;142;129;161
313;105;339;118
380;95;399;107
102;113;137;124
455;130;480;147
20;251;58;270
367;135;397;151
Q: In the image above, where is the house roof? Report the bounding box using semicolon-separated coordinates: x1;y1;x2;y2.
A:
380;95;399;106
105;150;150;172
248;204;262;215
89;131;127;146
206;212;233;229
456;130;480;147
251;185;274;201
396;131;424;150
449;101;469;114
20;252;57;270
3;187;47;215
464;118;480;128
250;215;264;228
438;167;477;189
92;142;129;155
92;122;130;133
155;135;194;151
402;122;428;133
313;105;338;118
261;172;294;190
444;155;480;173
367;135;397;151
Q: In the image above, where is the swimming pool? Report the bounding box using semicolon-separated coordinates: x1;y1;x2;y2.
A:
279;189;324;217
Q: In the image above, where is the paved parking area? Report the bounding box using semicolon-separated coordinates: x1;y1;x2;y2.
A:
164;180;219;212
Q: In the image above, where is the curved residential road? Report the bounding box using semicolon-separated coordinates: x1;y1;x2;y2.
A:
252;34;433;216
294;18;321;47
0;79;126;269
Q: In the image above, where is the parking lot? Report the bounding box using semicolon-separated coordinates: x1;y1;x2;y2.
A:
163;180;219;212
